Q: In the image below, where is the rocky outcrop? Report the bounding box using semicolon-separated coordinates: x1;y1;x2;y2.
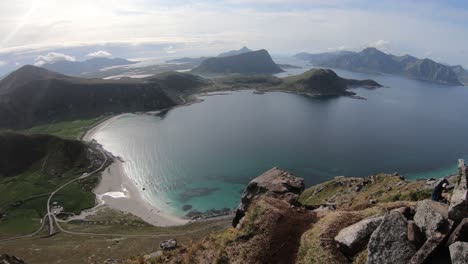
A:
233;167;304;227
367;212;417;264
448;159;468;223
414;199;451;238
0;254;26;264
447;218;468;245
409;231;447;264
335;216;383;255
407;220;425;248
449;241;468;264
160;239;177;250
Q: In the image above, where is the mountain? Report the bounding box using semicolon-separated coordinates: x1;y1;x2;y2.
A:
451;65;468;86
317;47;463;86
165;57;209;64
404;58;462;85
0;65;211;128
217;46;253;57
41;57;137;77
294;50;355;64
192;49;283;75
282;68;381;96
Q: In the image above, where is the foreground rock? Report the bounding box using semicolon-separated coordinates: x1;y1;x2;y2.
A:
367;212;417;264
448;159;468;223
160;239;177;250
414;199;451;238
335;216;383;255
449;241;468;264
409;231;447;264
233;167;304;227
0;254;26;264
447;218;468;245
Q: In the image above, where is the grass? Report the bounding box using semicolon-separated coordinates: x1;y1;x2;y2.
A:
0;168;99;236
22;117;102;139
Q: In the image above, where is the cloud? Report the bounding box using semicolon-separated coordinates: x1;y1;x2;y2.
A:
366;40;390;51
0;60;6;67
34;52;75;66
86;50;113;58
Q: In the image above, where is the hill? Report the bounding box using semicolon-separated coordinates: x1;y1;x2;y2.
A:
301;48;463;86
294;50;355;65
41;57;137;77
282;68;381;96
217;46;253;57
192;49;283;75
0;66;183;128
451;65;468;86
0;132;92;177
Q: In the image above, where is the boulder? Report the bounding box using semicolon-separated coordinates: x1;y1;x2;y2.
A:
409;231;447;264
446;218;468;246
449;241;468;264
160;239;177;250
391;206;415;220
335;216;384;255
407;220;425;248
0;255;26;264
367;212;417;264
414;199;450;238
448;159;468;223
233;167;304;227
144;251;163;260
312;206;333;218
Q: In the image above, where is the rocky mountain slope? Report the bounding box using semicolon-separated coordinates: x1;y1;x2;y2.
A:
300;48;463;86
127;159;467;264
192;49;283;75
41;57;137;77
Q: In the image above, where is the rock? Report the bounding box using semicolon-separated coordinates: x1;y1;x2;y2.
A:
426;178;436;185
312;206;333;218
409;231;447;264
391;206;415;220
103;259;123;264
313;185;325;195
367;212;417;264
335;216;383;255
369;199;377;205
407;221;425;248
446;218;468;246
448;159;468;223
449;241;468;264
160;239;177;250
0;254;26;264
233;167;304;227
414;199;450;238
144;251;163;260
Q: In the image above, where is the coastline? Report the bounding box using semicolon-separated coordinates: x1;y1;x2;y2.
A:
82;113;189;227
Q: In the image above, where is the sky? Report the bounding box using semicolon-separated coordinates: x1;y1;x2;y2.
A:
0;0;467;74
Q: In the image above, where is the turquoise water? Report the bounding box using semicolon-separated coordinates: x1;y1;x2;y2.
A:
92;68;468;217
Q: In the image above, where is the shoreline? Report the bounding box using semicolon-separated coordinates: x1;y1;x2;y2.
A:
81;112;189;227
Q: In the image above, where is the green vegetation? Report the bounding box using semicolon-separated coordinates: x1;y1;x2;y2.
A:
23;117;102;139
0;168;98;236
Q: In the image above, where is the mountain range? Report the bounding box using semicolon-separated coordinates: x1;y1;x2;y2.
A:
296;48;465;86
41;57;137;77
0;65;208;128
192;49;283;75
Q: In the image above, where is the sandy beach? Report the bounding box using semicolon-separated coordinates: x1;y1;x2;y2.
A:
81;114;188;226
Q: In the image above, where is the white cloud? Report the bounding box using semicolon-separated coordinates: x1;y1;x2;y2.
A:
0;60;7;67
34;52;75;66
86;50;112;58
366;40;390;51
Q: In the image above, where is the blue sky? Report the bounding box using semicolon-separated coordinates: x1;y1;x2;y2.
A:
0;0;467;74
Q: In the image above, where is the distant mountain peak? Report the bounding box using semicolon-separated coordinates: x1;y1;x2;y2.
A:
0;65;68;94
218;47;254;57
